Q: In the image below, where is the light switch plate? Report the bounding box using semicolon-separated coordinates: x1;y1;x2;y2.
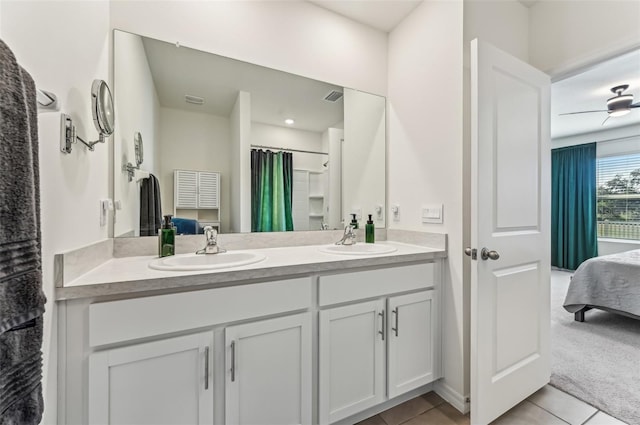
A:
421;204;443;224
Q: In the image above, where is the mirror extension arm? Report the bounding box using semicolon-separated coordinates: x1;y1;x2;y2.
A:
60;79;114;154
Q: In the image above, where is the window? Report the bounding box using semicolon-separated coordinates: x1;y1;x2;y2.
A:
596;152;640;240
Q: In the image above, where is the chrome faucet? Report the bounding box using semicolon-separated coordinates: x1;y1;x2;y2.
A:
321;222;329;230
197;226;226;254
335;225;357;245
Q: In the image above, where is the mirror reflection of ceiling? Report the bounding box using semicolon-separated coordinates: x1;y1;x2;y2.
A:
551;48;640;139
142;37;344;133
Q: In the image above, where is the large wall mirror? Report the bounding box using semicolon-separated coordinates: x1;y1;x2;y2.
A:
113;29;385;237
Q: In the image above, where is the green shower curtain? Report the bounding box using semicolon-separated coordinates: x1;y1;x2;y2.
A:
251;149;294;232
551;143;598;270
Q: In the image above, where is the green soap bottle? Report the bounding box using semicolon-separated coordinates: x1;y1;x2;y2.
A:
158;215;176;257
350;213;359;229
365;214;375;243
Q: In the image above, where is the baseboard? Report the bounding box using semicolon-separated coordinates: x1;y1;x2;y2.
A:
434;380;470;414
332;383;434;425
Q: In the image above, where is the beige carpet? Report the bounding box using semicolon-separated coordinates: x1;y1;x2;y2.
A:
550;270;640;425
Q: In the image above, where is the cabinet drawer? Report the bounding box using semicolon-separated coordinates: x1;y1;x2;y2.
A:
90;278;311;347
318;263;435;306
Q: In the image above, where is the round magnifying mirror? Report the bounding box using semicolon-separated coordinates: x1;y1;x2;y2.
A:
134;132;144;167
91;79;115;137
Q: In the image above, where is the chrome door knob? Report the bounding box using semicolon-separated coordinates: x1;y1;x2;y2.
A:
481;248;500;261
464;247;477;260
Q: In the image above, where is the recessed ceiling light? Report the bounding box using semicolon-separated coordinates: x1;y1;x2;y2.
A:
285;119;295;125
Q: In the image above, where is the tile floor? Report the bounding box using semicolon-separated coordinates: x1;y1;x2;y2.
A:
358;385;628;425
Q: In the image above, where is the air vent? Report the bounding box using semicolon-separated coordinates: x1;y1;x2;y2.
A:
185;95;205;105
324;90;343;102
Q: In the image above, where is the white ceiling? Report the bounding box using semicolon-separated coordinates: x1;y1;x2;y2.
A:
142;37;345;133
307;0;422;32
551;49;640;139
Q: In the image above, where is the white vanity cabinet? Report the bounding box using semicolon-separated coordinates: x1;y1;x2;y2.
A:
225;313;312;425
58;255;443;425
387;291;437;398
319;300;386;423
318;263;440;424
88;331;214;425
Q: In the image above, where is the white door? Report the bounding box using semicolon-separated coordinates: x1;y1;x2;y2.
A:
387;291;437;398
319;300;385;424
470;38;551;424
88;331;214;425
225;313;312;425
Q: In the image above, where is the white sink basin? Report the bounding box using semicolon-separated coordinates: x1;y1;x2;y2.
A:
320;243;397;256
149;251;266;271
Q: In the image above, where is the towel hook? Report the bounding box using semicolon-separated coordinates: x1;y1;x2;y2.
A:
60;80;114;154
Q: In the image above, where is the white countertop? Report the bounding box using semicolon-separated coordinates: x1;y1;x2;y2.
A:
56;241;445;300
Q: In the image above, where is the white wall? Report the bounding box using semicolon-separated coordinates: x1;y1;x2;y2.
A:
463;0;529;67
529;0;640;76
109;0;388;97
113;30;161;237
251;122;325;172
388;0;465;403
343;88;386;228
0;1;111;423
325;127;344;229
230;91;252;233
158;107;232;233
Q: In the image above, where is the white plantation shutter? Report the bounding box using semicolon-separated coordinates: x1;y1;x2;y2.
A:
198;172;219;208
175;170;198;208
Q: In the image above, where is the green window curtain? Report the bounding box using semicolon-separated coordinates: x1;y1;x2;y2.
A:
251;149;294;232
551;143;598;270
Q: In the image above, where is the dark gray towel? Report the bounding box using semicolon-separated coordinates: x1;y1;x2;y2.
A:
140;173;162;236
0;39;46;424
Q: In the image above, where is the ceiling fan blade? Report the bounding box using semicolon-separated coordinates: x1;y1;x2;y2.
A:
630;102;640;108
559;110;608;116
601;115;611;126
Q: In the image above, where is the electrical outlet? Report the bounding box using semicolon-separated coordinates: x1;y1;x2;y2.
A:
375;204;383;220
100;199;113;226
391;204;400;221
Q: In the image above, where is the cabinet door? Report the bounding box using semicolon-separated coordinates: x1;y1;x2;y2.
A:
197;171;219;208
225;313;312;425
319;300;385;424
89;331;214;425
175;170;198;208
387;291;436;398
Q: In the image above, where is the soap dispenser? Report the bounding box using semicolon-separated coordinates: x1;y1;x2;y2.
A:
365;214;375;243
349;213;359;229
158;215;176;257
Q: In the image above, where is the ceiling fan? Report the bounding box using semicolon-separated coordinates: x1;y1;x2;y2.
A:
559;84;640;125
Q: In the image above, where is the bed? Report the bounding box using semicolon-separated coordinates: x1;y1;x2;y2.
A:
563;249;640;322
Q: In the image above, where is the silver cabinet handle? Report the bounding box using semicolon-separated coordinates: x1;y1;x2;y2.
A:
378;310;385;341
230;340;236;382
204;346;209;390
481;248;500;260
392;308;399;337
